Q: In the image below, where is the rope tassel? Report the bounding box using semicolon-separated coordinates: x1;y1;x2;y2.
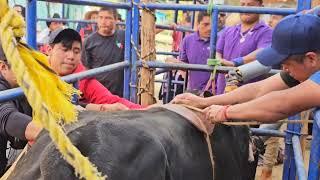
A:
0;1;105;179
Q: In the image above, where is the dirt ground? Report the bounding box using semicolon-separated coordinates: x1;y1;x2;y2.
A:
255;150;310;180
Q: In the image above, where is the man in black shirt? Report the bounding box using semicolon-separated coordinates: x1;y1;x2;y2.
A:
0;44;41;175
172;14;320;124
82;7;125;97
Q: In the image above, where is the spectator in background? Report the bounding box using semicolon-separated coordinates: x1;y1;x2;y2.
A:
82;7;125;97
38;13;64;55
172;11;192;52
215;0;272;94
217;12;227;36
38;13;64;45
159;11;191;103
178;11;212;93
117;13;125;30
268;6;289;29
166;12;227;98
79;10;98;40
13;4;25;19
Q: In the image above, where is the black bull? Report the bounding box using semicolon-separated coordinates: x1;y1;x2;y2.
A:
7;107;253;180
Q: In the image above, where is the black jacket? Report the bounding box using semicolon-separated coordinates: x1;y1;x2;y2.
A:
0;75;32;176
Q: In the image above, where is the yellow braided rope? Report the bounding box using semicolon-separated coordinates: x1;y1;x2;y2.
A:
0;1;105;179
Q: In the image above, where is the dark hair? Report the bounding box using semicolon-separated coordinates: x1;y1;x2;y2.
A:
50;36;82;50
117;13;123;21
288;50;320;64
185;15;191;23
84;10;98;20
99;7;118;19
0;59;10;69
197;11;210;23
13;4;25;18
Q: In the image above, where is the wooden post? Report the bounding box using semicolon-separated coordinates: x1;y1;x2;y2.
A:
300;110;311;161
139;0;156;106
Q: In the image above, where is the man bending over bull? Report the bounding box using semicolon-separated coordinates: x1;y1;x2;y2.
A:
172;14;320;124
46;28;142;111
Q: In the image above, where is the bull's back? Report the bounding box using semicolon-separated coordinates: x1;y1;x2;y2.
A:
7;108;214;180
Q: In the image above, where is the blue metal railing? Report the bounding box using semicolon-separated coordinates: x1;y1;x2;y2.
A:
26;0;37;49
140;4;296;14
124;0;132;99
0;62;128;103
38;0;131;9
308;110;320;179
37;18;194;33
292;135;307;180
130;0;140;103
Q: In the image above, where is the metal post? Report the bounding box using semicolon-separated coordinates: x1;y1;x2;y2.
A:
123;1;132;100
130;0;140;103
26;0;37;49
174;0;179;24
305;0;312;10
308;110;320;179
292;135;307;180
297;0;304;12
165;71;173;104
297;0;310;12
209;8;219;58
191;0;196;29
62;4;65;18
184;71;188;92
0;62;129;102
141;3;296;14
282;114;302;180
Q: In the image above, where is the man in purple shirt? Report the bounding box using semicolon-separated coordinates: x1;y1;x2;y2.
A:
179;12;211;92
216;0;273;94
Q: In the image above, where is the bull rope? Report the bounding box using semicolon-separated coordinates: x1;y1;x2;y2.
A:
180;104;313;126
0;1;105;179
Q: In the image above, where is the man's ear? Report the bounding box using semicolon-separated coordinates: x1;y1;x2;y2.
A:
305;52;318;67
47;45;53;56
0;61;8;71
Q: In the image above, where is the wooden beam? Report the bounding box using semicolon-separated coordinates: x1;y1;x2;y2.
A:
300;110;311;162
139;0;156;105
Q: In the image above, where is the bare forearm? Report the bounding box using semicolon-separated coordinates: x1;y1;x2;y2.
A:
203;83;260;106
202;73;289;108
243;48;262;64
227;90;313;122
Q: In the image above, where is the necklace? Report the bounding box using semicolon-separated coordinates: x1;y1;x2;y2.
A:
239;26;254;43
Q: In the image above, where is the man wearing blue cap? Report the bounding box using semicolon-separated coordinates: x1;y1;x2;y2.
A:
172;13;320;124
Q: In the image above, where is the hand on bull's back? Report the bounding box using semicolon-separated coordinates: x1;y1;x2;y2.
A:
101;103;129;112
85;103;129;112
203;105;228;123
171;93;206;108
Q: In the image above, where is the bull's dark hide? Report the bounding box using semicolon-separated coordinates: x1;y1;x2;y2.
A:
7;108;250;180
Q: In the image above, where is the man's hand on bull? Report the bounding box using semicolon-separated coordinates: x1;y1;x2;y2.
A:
203;105;230;123
25;121;43;146
171;93;207;108
100;103;130;112
86;103;129;112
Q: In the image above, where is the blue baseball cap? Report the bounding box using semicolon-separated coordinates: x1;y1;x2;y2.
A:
257;14;320;66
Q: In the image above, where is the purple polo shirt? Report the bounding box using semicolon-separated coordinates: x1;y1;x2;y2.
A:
179;32;211;91
216;21;272;94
